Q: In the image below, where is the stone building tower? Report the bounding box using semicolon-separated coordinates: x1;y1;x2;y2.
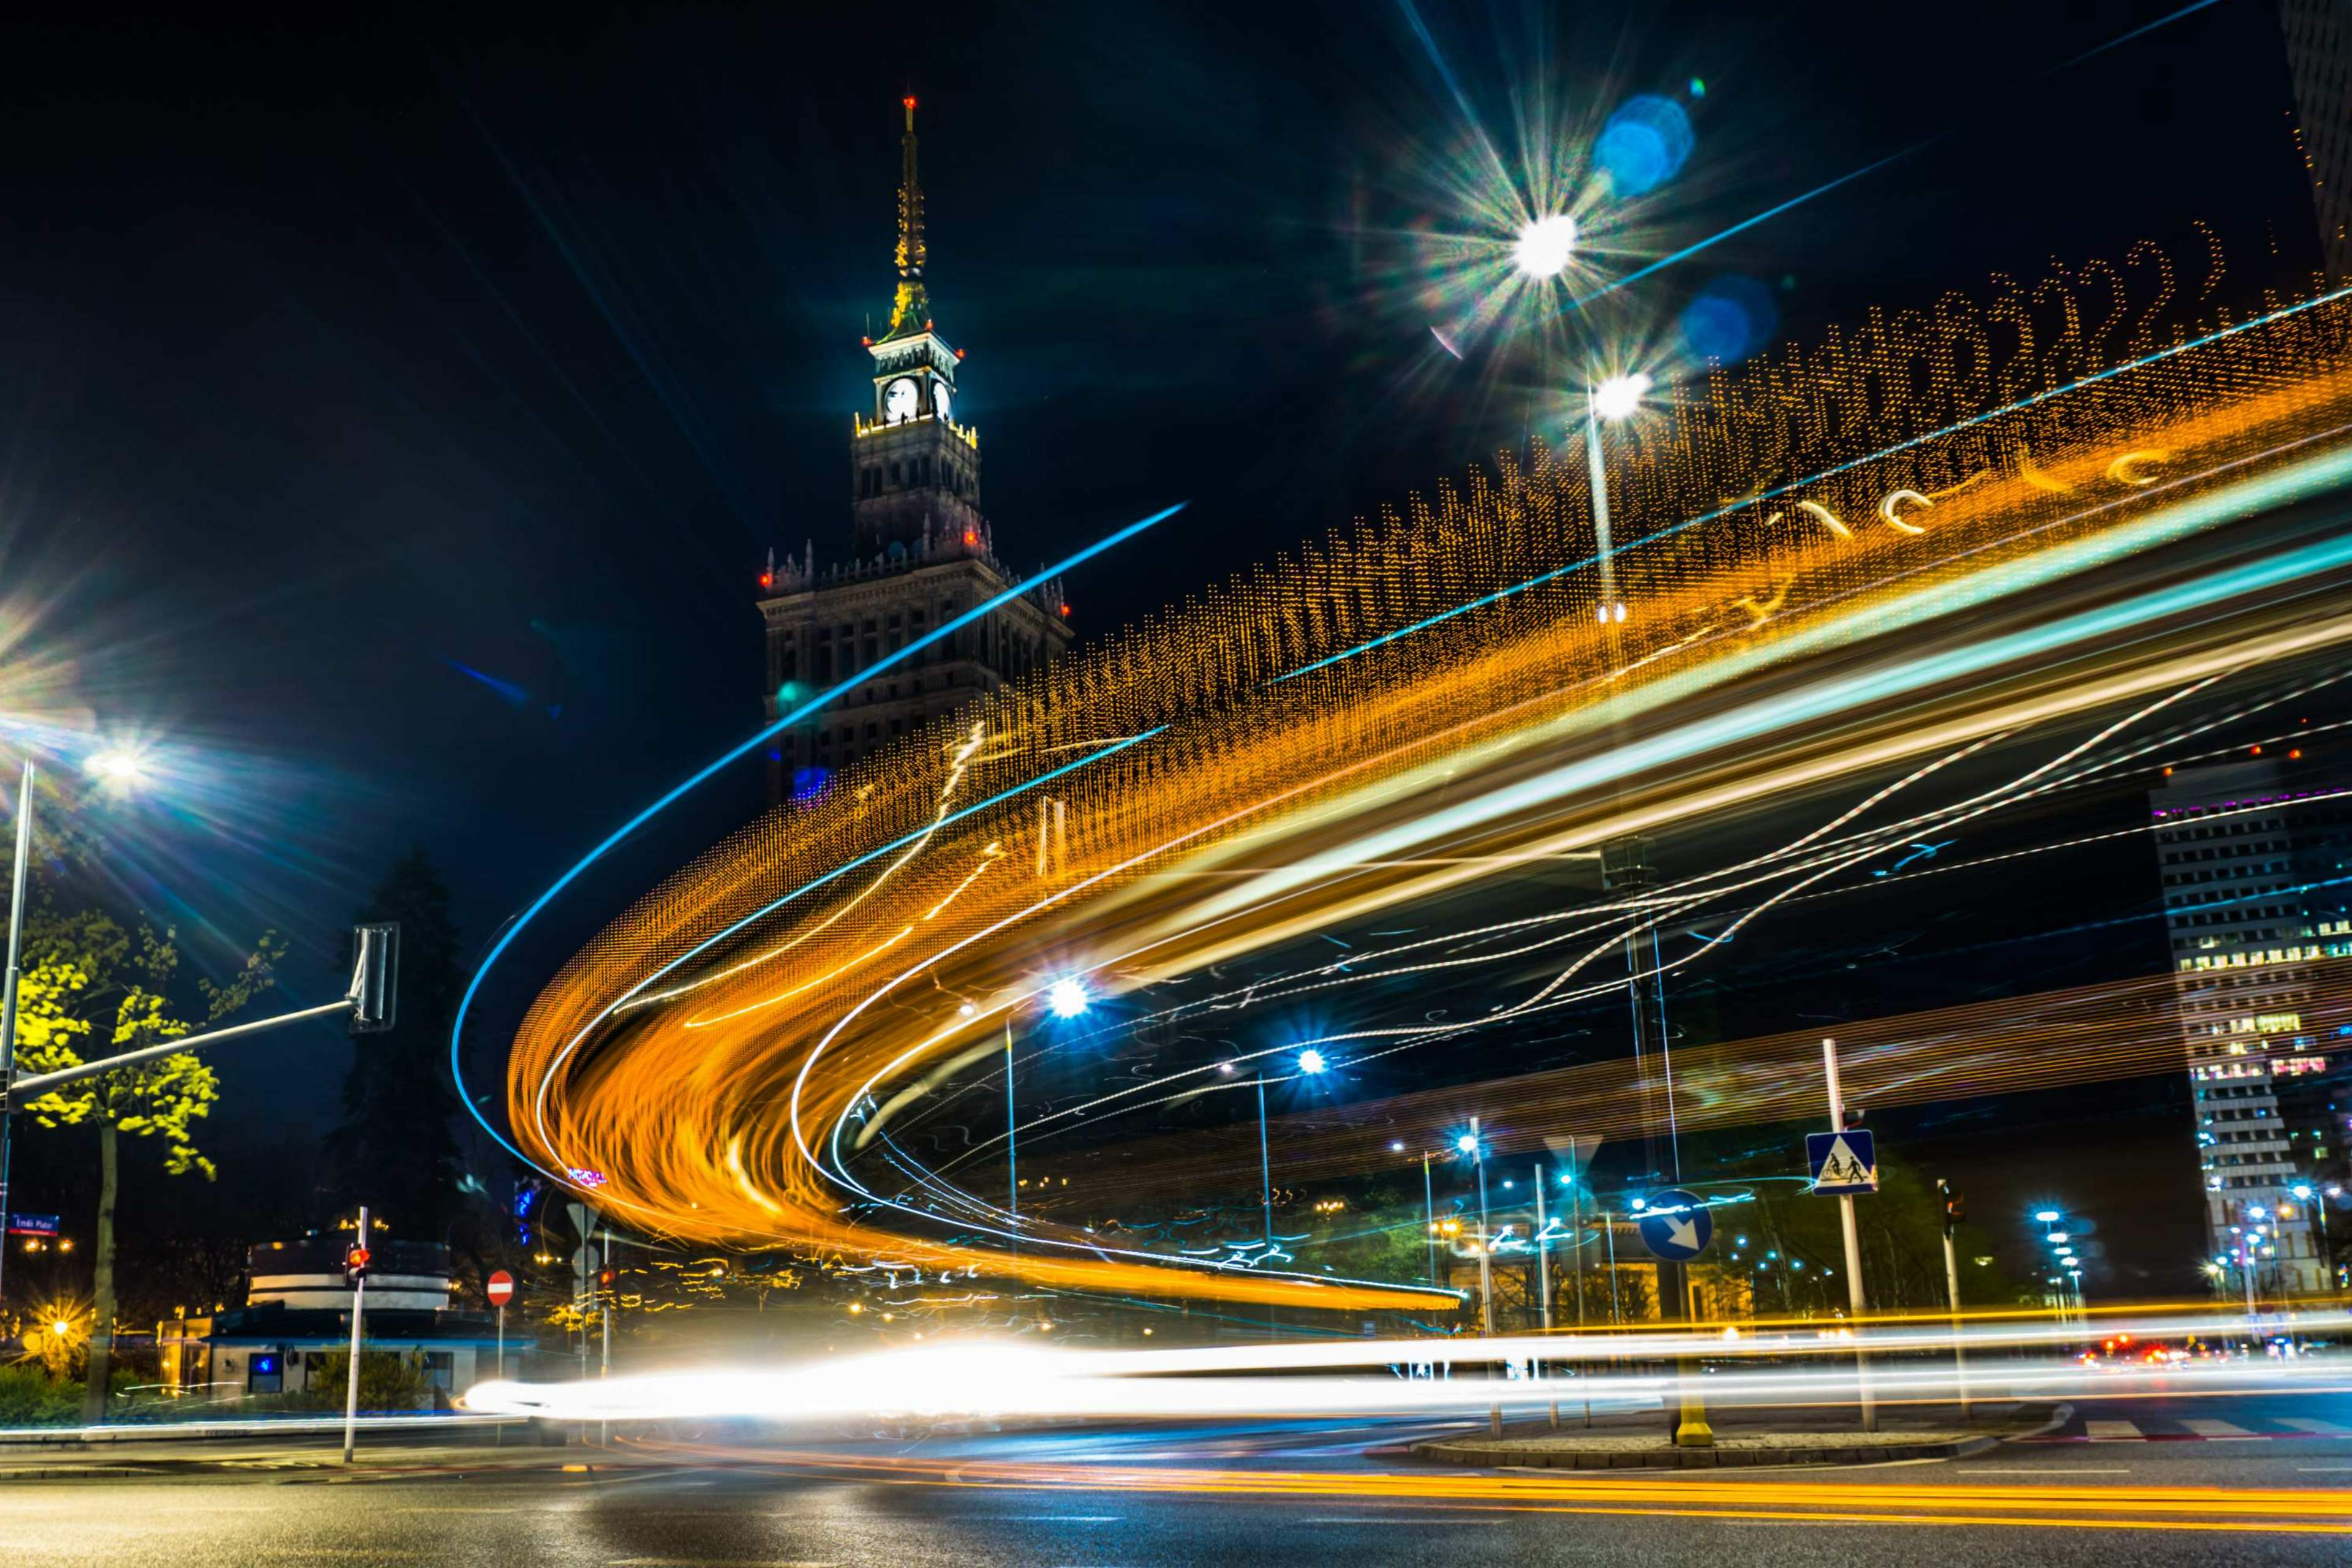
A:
757;99;1074;794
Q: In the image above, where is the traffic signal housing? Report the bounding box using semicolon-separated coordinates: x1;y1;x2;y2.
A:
344;1243;372;1285
348;922;401;1035
1939;1180;1966;1236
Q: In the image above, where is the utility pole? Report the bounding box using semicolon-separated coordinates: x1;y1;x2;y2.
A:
1567;1134;1585;1328
0;761;32;1314
1473;1118;1493;1334
1822;1038;1875;1431
1005;1018;1019;1248
1938;1178;1969;1420
599;1227;612;1447
1534;1163;1551;1332
342;1205;369;1464
1422;1152;1437;1288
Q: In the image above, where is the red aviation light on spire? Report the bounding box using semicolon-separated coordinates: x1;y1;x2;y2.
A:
903;96;918;111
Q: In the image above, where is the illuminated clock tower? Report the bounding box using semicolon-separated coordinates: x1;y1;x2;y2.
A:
756;99;1074;793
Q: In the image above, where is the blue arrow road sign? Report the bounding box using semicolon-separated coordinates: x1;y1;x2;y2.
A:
1635;1189;1713;1262
1806;1129;1879;1194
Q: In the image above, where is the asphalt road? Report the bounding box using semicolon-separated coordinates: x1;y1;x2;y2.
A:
2;1392;2347;1566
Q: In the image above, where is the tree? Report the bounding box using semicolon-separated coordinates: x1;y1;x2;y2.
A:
13;910;282;1424
330;849;464;1239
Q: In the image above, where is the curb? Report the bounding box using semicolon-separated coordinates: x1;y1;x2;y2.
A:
1408;1403;2066;1471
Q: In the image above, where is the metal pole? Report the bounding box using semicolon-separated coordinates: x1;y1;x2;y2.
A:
1536;1165;1556;1428
0;761;33;1315
1474;1119;1493;1334
598;1229;612;1446
1535;1164;1551;1333
1256;1076;1273;1249
1568;1136;1585;1328
1257;1074;1275;1344
496;1303;505;1382
1604;1211;1621;1325
1005;1019;1018;1243
342;1204;368;1464
1822;1038;1875;1432
1422;1152;1436;1288
1940;1194;1968;1420
1584;399;1616;606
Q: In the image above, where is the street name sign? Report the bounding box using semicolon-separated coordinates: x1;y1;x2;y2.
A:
1806;1129;1879;1195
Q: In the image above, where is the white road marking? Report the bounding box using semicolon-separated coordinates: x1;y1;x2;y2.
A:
2182;1419;2256;1439
2282;1419;2352;1436
2084;1420;2143;1441
1961;1467;2132;1474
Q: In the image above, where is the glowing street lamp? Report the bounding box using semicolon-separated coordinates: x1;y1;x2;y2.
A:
1297;1049;1327;1075
85;747;151;793
1045;978;1090;1020
1513;214;1578;279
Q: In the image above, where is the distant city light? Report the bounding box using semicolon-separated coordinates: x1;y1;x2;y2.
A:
1591;372;1652;422
2034;1210;2062;1224
1513;214;1578;279
1297;1049;1327;1074
1046;978;1090;1019
1389;1140;1405;1153
2293;1184;2314;1200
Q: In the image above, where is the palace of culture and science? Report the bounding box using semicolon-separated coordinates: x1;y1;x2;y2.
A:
756;100;1072;795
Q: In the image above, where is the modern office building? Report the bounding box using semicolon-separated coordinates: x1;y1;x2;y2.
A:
2152;759;2352;1296
2280;1;2352;281
755;100;1071;796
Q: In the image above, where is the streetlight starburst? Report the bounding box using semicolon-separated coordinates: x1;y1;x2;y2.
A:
1513;214;1578;279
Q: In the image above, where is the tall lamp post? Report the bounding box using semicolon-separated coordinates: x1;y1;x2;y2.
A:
0;749;153;1314
1002;975;1093;1262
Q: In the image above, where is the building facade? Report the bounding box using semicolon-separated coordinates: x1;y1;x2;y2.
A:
757;100;1071;794
162;1237;516;1404
2280;0;2352;281
2152;760;2352;1297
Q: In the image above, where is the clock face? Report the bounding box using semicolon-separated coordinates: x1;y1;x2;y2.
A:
884;377;919;425
932;383;951;424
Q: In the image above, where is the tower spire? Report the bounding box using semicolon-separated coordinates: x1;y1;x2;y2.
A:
888;96;929;337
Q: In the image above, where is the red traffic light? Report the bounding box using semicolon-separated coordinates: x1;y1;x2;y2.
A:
345;1244;371;1277
596;1267;617;1291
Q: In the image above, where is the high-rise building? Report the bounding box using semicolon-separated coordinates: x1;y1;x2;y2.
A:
757;100;1072;794
2279;1;2352;281
2151;759;2352;1296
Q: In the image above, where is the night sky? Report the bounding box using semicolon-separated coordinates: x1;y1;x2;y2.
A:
0;0;2320;1178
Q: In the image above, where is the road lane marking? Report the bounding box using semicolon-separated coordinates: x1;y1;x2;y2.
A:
2284;1420;2352;1436
1300;1517;1503;1525
2296;1466;2352;1472
2085;1420;2143;1441
1961;1468;2132;1474
2183;1420;2258;1439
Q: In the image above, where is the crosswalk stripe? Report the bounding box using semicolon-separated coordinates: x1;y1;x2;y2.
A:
2281;1418;2352;1436
2084;1419;2143;1440
2182;1419;2256;1438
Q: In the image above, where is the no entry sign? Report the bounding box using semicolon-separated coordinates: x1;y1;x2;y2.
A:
486;1268;515;1306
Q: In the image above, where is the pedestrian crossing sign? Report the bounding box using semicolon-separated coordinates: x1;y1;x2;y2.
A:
1806;1129;1878;1194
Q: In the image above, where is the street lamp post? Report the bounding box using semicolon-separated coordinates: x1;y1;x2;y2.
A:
0;760;35;1315
1422;1152;1437;1289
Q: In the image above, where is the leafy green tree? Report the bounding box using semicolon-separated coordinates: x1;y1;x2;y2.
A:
13;911;281;1424
330;849;464;1238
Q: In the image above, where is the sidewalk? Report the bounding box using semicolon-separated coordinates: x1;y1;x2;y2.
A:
1409;1401;2065;1469
0;1427;601;1483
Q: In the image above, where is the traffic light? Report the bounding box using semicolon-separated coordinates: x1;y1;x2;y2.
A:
1939;1180;1966;1237
348;922;401;1035
344;1242;372;1284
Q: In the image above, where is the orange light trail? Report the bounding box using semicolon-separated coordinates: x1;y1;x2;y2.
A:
497;259;2352;1303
